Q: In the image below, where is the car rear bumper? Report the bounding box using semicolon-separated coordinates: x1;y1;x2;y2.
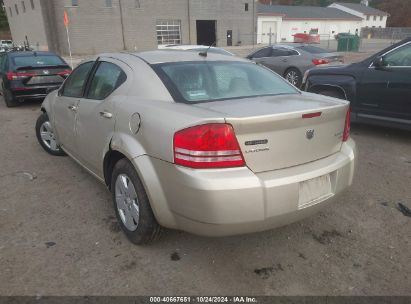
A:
9;85;61;100
133;139;356;237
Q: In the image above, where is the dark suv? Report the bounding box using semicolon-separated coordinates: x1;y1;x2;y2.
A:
0;51;71;107
303;38;411;130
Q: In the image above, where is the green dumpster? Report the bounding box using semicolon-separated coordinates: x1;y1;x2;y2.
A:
337;34;360;52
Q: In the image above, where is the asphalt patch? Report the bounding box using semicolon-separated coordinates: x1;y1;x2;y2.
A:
312;230;342;245
397;203;411;218
170;252;181;261
254;264;284;279
45;241;56;248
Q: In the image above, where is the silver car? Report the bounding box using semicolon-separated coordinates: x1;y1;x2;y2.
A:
247;44;344;88
36;50;356;245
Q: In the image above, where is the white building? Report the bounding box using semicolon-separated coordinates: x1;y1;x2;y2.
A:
328;2;389;29
257;2;389;44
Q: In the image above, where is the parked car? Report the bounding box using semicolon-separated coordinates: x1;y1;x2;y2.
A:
36;51;355;244
247;44;343;88
303;37;411;130
0;51;71;107
159;44;234;56
0;40;13;48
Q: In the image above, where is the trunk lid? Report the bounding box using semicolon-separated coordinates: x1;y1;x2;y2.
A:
15;65;70;86
194;92;349;173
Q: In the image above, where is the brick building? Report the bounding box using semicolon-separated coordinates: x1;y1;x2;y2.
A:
4;0;256;55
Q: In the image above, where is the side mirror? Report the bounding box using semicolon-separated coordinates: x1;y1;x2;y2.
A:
373;56;386;69
46;86;61;95
246;55;253;60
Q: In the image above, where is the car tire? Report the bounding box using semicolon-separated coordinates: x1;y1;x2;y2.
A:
317;89;346;100
35;112;66;156
111;158;161;245
3;87;20;108
284;68;302;88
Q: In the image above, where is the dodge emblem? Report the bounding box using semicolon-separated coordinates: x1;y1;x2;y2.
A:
306;129;315;140
43;70;50;75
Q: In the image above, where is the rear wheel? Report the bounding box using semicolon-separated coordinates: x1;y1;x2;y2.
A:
111;159;161;245
317;89;346;100
35;113;66;156
3;87;20;107
284;68;302;88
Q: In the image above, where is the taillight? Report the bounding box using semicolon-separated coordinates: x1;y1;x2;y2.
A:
57;69;72;77
342;108;351;142
173;123;245;169
312;58;330;65
6;71;35;80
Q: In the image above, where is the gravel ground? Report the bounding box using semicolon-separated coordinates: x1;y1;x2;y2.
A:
0;96;410;296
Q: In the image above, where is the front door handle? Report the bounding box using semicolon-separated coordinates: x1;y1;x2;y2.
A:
99;111;113;119
68;105;78;112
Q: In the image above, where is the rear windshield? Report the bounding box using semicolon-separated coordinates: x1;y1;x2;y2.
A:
296;45;328;54
154;61;298;103
12;55;65;68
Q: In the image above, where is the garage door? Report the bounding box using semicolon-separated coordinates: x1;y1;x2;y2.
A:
262;21;277;44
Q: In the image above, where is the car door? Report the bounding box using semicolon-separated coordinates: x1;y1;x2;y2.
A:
357;41;411;121
53;61;95;156
75;59;129;177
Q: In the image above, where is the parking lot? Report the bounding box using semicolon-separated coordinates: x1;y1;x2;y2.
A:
0;90;410;295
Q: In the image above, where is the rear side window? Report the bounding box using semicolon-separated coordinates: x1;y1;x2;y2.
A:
12;55;65;68
62;61;94;98
271;48;295;57
155;61;298;104
87;62;126;100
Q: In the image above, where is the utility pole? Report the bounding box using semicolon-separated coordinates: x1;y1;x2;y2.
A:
187;0;191;44
118;0;126;50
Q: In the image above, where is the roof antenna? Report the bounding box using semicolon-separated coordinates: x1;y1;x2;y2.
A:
199;41;216;57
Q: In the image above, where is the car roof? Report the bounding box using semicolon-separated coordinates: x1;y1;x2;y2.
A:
8;51;60;57
110;50;247;65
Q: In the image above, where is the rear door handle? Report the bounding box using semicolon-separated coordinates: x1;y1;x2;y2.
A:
68;105;78;112
99;111;113;119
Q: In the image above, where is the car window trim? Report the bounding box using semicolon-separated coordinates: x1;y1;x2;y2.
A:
83;60;127;101
59;58;98;98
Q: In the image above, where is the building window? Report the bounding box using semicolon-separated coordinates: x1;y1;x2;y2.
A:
245;3;249;11
380;16;383;21
105;0;112;7
72;0;78;6
15;4;19;15
373;15;377;21
135;0;141;8
156;20;181;45
366;15;370;21
22;1;26;13
30;0;34;9
9;7;12;17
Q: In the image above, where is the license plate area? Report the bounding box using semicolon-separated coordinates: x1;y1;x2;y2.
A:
27;75;63;85
299;174;332;209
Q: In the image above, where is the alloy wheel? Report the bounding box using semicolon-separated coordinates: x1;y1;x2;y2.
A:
115;174;140;231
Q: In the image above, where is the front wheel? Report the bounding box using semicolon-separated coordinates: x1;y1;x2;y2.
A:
111;159;161;245
284;68;302;88
35;113;66;156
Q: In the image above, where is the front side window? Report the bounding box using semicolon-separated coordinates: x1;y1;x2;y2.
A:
62;61;94;98
384;43;411;67
156;20;181;45
271;48;293;57
252;47;272;58
154;61;298;104
87;62;126;100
